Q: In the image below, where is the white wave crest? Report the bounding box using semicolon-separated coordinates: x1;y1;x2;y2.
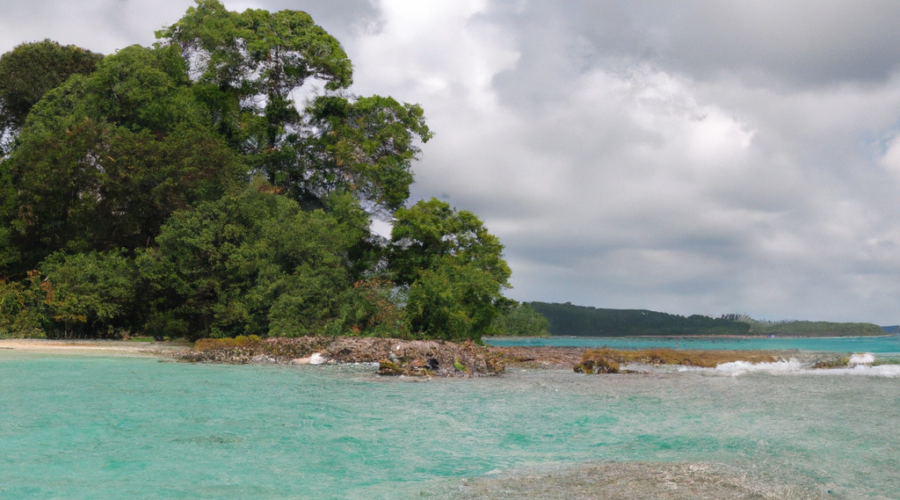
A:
849;353;875;365
713;358;807;376
700;358;900;378
814;364;900;378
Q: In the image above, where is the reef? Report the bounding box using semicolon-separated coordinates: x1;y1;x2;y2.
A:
178;336;505;377
450;461;833;499
487;346;586;369
573;347;779;373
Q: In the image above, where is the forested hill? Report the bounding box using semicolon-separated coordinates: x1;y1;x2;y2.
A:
528;303;886;337
730;318;884;337
528;302;750;336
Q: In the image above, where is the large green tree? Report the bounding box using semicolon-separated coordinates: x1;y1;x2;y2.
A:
157;0;431;212
138;180;368;339
0;39;102;149
0;44;243;275
390;198;512;340
0;0;512;342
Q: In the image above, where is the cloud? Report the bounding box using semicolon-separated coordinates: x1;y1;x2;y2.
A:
0;0;194;54
345;0;900;323
0;0;377;55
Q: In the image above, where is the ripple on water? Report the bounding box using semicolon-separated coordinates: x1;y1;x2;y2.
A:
1;354;899;499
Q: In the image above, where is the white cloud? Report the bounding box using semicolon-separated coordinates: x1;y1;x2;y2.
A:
343;1;900;323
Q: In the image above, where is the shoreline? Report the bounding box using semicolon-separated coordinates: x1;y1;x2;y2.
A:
0;339;190;357
1;338;887;377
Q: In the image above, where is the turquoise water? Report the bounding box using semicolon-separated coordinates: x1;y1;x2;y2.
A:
2;352;899;498
486;335;900;354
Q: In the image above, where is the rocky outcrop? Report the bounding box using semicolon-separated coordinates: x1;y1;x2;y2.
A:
573;347;779;374
573;356;620;374
489;346;585;369
178;337;504;377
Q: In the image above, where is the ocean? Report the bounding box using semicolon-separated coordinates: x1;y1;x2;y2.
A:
1;339;898;499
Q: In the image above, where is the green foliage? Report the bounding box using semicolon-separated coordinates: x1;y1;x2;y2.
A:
529;302;752;336
491;303;551;337
336;279;409;338
39;250;139;338
298;95;432;212
138;181;364;339
0;226;19;275
390;198;510;286
0;271;49;338
0;1;505;343
737;319;884;337
157;0;352;95
156;1;430;213
0;39;102;144
1;44;243;273
392;199;511;341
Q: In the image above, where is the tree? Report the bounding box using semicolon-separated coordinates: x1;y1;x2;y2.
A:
490;302;551;337
390;198;510;286
1;44;243;274
0;271;49;338
0;40;102;150
157;0;431;213
390;198;511;340
0;1;512;342
138;180;365;339
39;250;139;338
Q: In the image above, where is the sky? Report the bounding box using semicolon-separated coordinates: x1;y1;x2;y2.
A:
4;0;900;324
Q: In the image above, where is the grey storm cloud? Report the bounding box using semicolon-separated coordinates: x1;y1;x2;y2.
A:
4;0;900;323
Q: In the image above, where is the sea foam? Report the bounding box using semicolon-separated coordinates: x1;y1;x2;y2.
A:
848;353;875;365
703;356;900;378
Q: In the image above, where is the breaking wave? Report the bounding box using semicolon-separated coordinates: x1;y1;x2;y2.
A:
676;355;900;378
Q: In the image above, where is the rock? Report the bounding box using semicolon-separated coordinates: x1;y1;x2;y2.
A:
179;336;504;377
574;357;619;374
378;360;403;376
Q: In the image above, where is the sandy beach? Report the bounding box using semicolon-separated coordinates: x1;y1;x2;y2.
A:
0;339;189;357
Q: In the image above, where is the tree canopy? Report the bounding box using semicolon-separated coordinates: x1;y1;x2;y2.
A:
0;39;103;149
0;0;509;343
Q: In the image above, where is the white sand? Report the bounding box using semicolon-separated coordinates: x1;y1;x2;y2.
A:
0;339;188;357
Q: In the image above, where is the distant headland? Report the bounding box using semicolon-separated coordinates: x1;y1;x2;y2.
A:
520;302;886;337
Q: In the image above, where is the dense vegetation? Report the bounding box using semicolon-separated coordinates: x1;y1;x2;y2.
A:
529;302;752;336
731;318;884;337
0;1;514;341
489;303;550;337
530;303;885;337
